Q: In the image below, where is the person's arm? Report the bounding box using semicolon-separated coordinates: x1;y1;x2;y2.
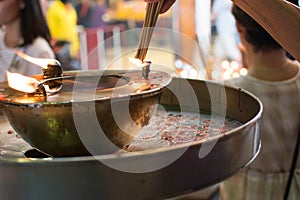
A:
144;0;176;13
145;0;300;61
144;0;300;61
233;0;300;61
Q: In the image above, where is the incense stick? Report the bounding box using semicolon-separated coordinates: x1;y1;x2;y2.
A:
134;0;164;61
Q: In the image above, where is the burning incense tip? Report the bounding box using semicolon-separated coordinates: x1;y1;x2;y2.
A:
142;61;151;80
129;58;152;79
129;57;143;67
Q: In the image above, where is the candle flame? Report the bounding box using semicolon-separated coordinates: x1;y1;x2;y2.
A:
15;50;59;69
6;71;40;93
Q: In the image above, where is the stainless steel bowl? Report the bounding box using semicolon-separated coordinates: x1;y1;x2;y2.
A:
0;70;172;157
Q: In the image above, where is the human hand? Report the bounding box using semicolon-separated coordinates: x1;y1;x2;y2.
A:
144;0;176;13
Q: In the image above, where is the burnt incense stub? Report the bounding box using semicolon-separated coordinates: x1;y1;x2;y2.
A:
142;61;151;80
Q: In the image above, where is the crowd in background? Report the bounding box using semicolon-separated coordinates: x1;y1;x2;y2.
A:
3;0;286;76
43;0;147;70
45;0;112;70
33;0;245;74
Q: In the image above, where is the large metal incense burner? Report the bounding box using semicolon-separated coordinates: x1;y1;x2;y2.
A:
0;70;172;157
0;74;262;200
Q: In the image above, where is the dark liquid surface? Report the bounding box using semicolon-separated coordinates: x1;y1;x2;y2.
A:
128;109;242;151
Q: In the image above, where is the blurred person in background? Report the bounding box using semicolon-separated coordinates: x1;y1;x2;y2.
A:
0;0;54;82
47;0;80;60
75;0;108;28
89;0;108;28
220;2;300;199
231;0;300;62
102;1;129;30
75;0;93;28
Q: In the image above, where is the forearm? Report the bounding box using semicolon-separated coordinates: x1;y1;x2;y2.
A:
233;0;300;61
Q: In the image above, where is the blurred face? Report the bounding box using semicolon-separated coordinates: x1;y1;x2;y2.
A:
0;0;24;26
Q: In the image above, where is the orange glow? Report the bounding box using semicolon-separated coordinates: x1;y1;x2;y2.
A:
6;71;40;93
134;83;151;93
129;57;143;67
15;50;58;69
129;57;152;68
128;58;152;92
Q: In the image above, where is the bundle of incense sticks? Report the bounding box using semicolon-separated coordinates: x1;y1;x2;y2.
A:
134;0;164;61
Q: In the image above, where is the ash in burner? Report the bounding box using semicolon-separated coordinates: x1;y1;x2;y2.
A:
128;110;243;151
